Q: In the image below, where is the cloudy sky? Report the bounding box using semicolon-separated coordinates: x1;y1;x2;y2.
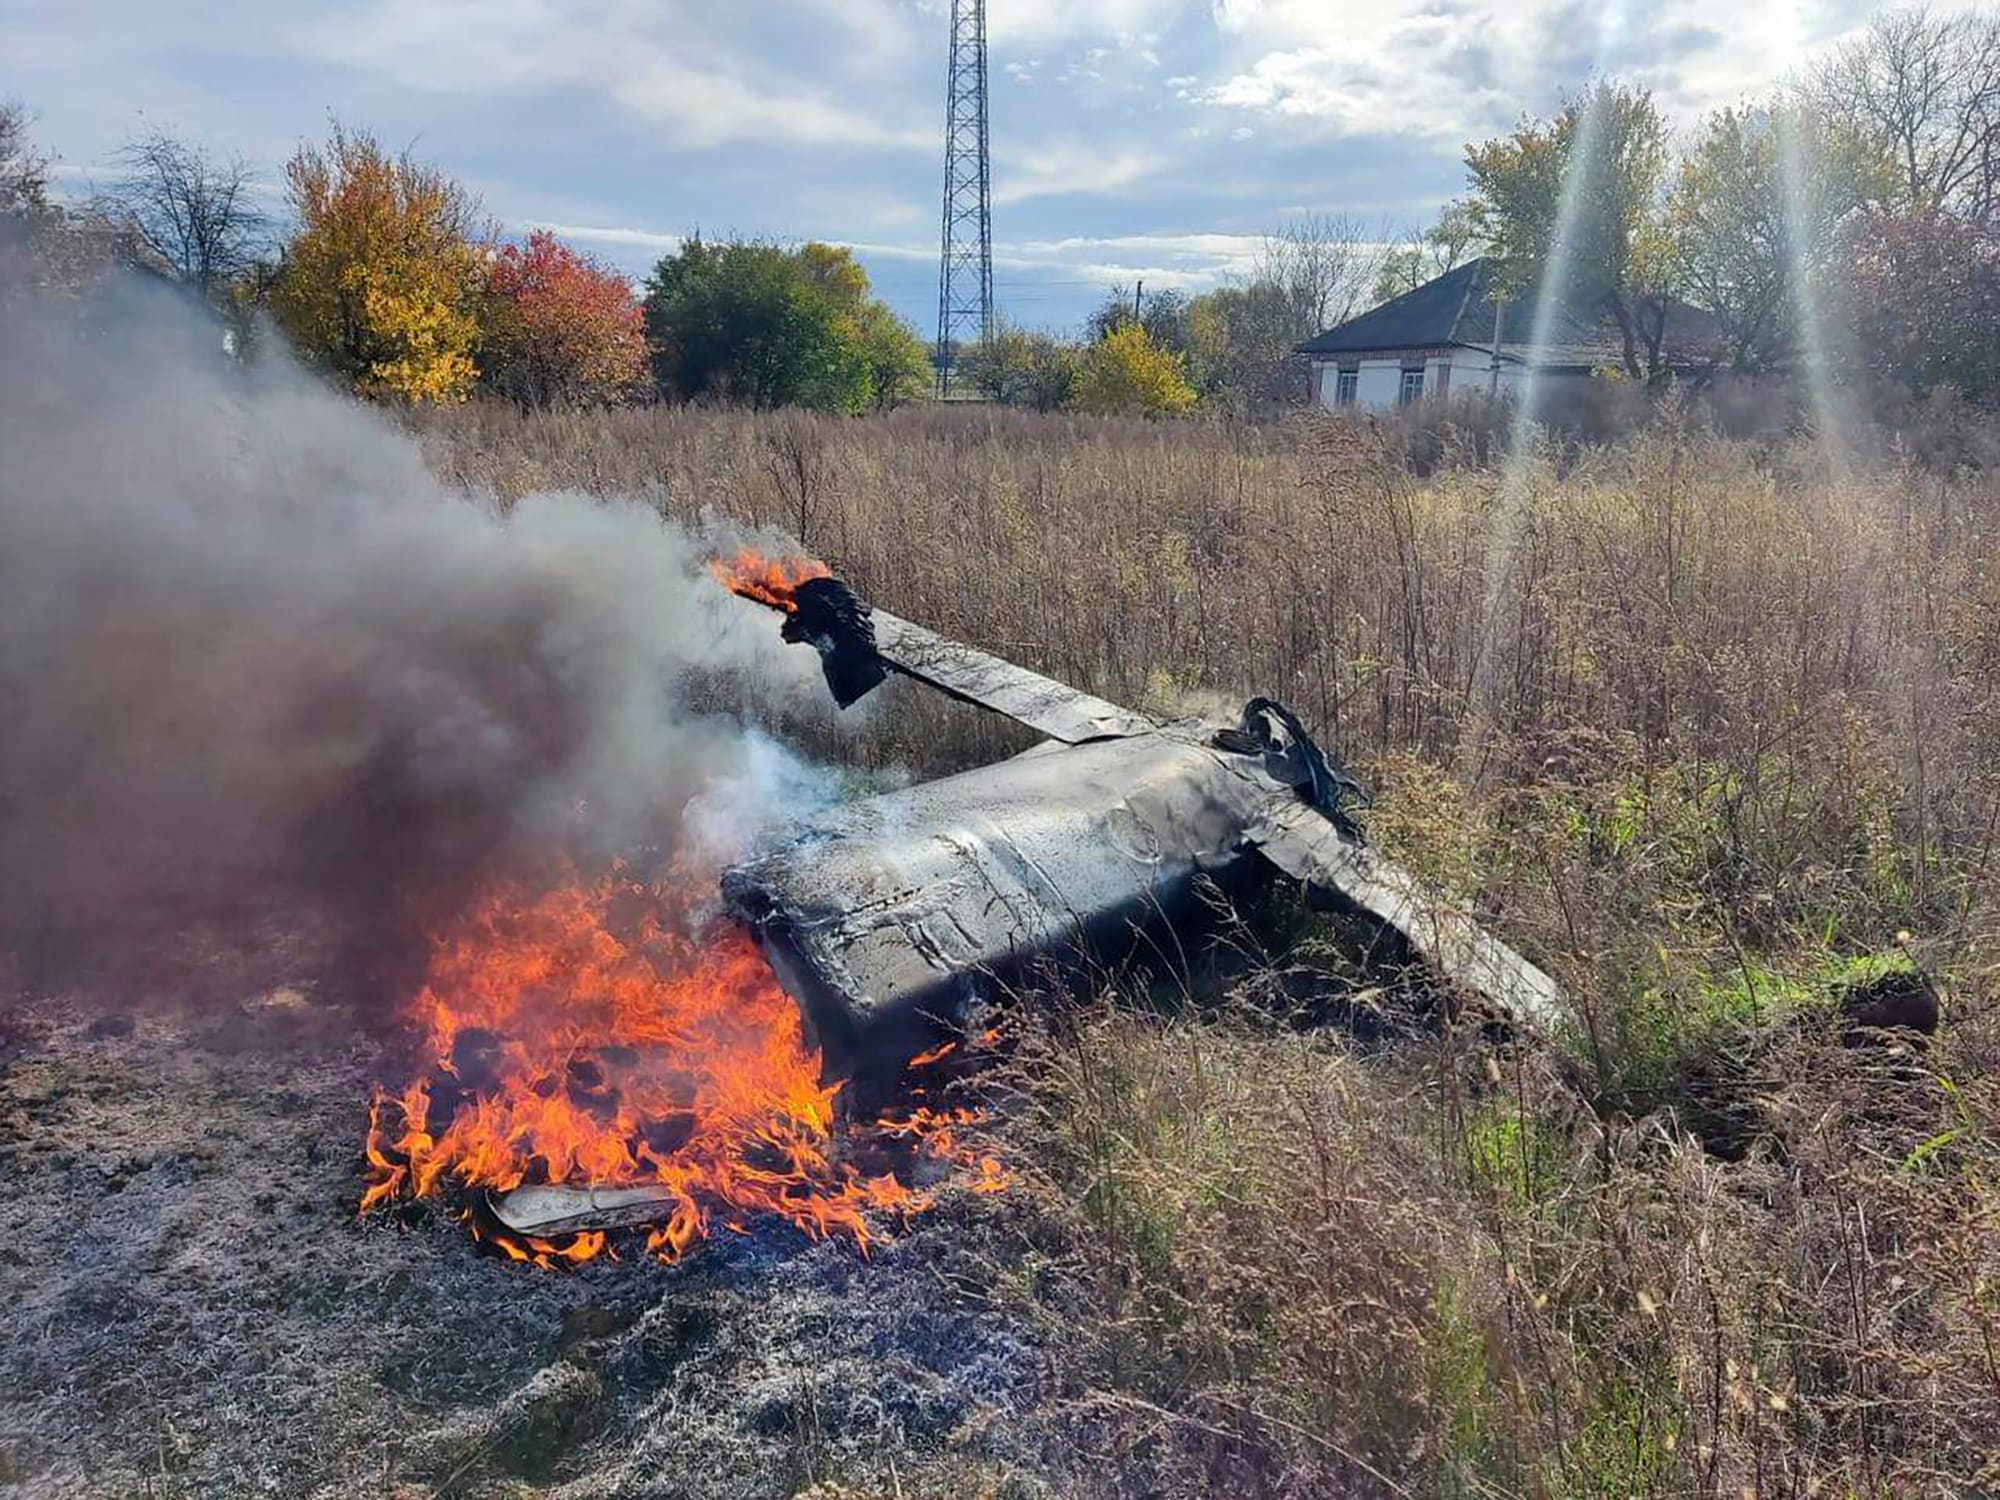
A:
1;0;1954;332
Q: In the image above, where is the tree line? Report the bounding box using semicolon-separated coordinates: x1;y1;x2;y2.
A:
4;4;1995;416
1;114;930;411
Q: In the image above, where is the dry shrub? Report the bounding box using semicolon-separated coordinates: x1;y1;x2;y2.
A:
1003;1001;2000;1499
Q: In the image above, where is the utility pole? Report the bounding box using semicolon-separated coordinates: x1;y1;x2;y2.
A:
934;0;993;396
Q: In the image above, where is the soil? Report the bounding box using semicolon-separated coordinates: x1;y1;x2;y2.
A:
0;915;1068;1499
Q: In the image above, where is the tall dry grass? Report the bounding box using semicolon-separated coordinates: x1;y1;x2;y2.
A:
411;397;2000;1497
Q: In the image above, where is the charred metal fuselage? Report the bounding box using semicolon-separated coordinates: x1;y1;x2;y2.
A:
725;729;1278;1079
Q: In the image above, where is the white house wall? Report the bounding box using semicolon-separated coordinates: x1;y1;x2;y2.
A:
1312;349;1528;411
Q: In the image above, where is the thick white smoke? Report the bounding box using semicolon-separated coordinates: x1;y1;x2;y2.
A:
0;273;837;988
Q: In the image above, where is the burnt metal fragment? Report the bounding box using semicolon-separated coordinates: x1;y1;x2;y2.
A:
782;576;887;708
1840;964;1940;1038
491;1183;688;1238
717;568;1564;1075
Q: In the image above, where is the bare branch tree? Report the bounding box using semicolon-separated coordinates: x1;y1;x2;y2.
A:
105;129;267;296
1254;212;1385;338
0;97;51;219
1372;201;1482;305
1805;7;2000;221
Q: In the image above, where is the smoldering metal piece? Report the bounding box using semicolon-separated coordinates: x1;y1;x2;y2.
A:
491;1183;688;1238
783;576;886;708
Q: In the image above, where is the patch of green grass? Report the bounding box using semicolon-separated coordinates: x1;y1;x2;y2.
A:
1464;1100;1563;1207
1576;943;1922;1122
1815;947;1917;992
1427;1278;1511;1493
1555;1369;1680;1500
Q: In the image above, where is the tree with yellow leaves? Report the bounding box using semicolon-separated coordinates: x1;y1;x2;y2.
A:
1074;322;1198;417
272;127;486;403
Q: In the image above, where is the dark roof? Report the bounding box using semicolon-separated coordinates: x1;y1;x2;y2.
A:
1294;257;1721;368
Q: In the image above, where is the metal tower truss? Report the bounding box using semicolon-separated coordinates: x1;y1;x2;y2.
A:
935;0;993;394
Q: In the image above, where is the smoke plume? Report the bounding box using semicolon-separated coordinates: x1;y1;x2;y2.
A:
0;275;832;992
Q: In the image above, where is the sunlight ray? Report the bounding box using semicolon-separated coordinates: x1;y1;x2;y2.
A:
1460;0;1630;780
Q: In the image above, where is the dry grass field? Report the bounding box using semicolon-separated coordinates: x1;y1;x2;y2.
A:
408;396;2000;1498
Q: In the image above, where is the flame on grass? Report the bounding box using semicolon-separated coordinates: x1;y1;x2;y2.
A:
361;869;1000;1267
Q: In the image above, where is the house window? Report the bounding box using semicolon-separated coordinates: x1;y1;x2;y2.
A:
1335;368;1359;406
1399;368;1426;405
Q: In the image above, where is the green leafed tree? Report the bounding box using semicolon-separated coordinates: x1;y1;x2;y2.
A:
1373;200;1480;304
1465;82;1680;381
641;237;866;411
1669;103;1891;374
1371;247;1427;305
1073;322;1197;417
1844;213;2000;398
962;320;1082;411
642;238;924;413
796;241;932;409
1181;281;1303;412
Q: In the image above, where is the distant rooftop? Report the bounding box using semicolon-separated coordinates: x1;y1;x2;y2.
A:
1294;257;1720;368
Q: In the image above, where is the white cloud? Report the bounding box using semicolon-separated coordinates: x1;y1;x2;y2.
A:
1194;0;2000;143
521;222;684;254
282;0;932;153
986;0;1182;47
1008;231;1264;263
992;142;1168;205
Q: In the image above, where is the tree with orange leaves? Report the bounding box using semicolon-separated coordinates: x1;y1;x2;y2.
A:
482;230;647;407
272;126;485;403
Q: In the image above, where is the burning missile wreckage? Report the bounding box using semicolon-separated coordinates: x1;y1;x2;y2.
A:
389;550;1563;1254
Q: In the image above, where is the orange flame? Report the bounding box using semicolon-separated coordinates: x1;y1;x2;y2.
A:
361;868;1000;1266
708;547;830;613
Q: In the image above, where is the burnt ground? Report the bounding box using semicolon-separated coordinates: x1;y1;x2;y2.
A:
0;917;1075;1500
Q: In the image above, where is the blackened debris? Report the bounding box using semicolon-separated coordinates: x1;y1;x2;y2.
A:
782;577;887;709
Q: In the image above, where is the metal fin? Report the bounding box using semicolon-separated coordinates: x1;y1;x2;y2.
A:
1245;798;1566;1030
870;608;1153;744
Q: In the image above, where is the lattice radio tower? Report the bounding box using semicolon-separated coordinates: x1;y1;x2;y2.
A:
934;0;993;395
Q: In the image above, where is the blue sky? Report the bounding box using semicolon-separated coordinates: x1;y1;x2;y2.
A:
2;0;1951;334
